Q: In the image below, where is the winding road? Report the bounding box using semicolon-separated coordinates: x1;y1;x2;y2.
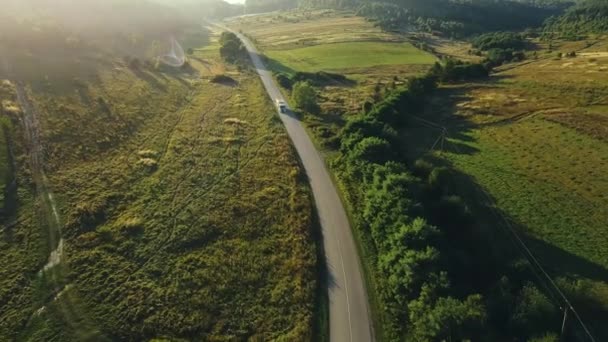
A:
224;28;374;342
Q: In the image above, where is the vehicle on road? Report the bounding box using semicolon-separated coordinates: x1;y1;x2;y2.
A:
275;99;287;113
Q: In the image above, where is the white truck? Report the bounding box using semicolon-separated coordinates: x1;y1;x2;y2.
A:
275;99;287;113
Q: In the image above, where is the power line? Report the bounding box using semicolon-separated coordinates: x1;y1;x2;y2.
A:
408;114;597;341
442;130;597;342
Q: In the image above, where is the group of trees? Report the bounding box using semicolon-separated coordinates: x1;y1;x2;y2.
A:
472;31;527;51
543;0;608;37
275;71;350;89
429;59;490;82
351;0;564;37
219;32;248;64
336;72;490;340
246;0;298;13
331;63;591;340
471;31;528;67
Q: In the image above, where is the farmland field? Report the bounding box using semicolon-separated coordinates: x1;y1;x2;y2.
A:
228;9;436;129
396;38;608;336
265;41;435;72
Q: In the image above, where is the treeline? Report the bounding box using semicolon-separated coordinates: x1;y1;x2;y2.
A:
162;0;245;19
430;60;490;82
329;0;566;37
543;0;608;37
246;0;299;13
337;73;486;340
332;63;597;340
472;32;526;51
275;71;352;89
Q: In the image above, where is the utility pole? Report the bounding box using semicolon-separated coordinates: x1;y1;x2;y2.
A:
561;306;569;341
439;127;447;154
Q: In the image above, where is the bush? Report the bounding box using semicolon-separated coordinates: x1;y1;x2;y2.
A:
210;74;237;85
485;48;516;67
275;73;293;89
348;137;393;164
413;159;434;179
291;81;319;114
219;32;248;64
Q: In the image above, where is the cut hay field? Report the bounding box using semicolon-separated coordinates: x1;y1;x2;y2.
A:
0;27;317;341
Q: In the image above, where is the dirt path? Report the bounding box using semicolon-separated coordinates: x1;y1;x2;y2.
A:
15;83;105;340
14;84;64;273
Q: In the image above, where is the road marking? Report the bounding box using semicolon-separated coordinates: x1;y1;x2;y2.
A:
336;231;354;342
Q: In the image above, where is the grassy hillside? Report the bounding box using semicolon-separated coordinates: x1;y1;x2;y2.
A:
446;40;608;271
0;16;318;341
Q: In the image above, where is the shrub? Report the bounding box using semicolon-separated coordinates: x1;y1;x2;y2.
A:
349;137;393;164
413;159;434;179
291;81;319;114
219;32;248;63
275;73;293;89
210;74;237;85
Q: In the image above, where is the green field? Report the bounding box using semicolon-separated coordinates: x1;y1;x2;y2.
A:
265;41;436;72
447;118;608;272
390;43;608;337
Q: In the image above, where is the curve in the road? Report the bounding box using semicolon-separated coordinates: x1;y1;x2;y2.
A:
222;27;374;342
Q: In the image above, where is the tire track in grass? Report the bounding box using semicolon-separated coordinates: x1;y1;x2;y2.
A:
124;93;236;280
15;83;106;340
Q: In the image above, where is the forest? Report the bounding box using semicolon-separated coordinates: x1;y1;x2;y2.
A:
543;0;608;37
301;0;567;37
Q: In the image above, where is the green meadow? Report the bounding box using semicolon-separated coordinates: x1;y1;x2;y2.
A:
265;41;436;72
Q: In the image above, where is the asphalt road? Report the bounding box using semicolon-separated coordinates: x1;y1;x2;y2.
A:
227;29;374;342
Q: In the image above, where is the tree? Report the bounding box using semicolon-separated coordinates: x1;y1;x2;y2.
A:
510;284;559;337
275;73;293;89
291;81;319;113
219;32;247;63
408;286;487;341
349;137;393;164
